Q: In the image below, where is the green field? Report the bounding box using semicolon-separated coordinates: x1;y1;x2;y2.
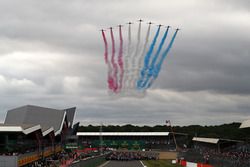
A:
142;160;182;167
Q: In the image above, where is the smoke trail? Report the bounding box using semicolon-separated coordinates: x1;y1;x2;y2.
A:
140;27;170;88
137;26;161;89
146;29;179;88
127;23;132;56
110;28;118;92
107;62;115;91
118;26;124;91
101;30;113;91
135;23;151;86
138;23;151;70
101;30;108;64
129;21;142;88
122;23;132;90
131;21;142;68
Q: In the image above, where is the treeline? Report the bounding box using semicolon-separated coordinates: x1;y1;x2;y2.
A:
78;122;250;141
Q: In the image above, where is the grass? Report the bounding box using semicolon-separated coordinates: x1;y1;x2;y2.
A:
142;160;182;167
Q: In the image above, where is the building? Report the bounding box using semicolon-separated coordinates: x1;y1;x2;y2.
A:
0;105;78;167
192;137;244;152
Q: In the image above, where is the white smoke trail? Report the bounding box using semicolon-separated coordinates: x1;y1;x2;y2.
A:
128;21;142;89
122;23;132;92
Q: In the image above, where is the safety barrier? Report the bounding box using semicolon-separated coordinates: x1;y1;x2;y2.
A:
18;145;62;166
18;152;40;167
179;159;213;167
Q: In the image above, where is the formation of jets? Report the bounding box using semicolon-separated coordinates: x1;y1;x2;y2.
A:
101;19;180;31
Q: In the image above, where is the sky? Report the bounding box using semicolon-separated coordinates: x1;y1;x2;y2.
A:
0;0;250;126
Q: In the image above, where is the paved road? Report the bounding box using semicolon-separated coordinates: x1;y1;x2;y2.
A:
103;160;144;167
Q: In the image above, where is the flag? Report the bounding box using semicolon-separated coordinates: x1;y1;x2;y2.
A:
166;120;171;126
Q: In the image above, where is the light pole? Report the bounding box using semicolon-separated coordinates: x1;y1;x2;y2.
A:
99;123;103;155
166;120;178;151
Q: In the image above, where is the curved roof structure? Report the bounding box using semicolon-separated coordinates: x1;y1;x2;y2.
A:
41;126;54;136
0;123;41;135
64;107;76;128
4;105;76;136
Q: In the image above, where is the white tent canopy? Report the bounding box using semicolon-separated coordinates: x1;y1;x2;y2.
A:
192;137;243;144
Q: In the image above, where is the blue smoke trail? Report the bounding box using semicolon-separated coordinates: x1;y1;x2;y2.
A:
140;27;170;88
137;26;161;89
146;29;179;88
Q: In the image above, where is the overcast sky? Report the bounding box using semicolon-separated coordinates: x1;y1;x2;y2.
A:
0;0;250;126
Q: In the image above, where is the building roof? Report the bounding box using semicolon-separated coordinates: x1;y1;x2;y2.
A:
240;119;250;129
4;105;66;136
41;126;54;136
0;123;41;135
192;137;243;144
77;132;169;136
64;107;76;128
192;137;219;144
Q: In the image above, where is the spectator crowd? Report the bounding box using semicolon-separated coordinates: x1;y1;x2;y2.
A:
105;151;159;161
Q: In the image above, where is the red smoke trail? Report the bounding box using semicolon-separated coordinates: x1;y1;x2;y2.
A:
118;26;124;91
101;31;108;64
110;28;118;92
101;30;113;91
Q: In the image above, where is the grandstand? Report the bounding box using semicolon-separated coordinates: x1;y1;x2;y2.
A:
0;105;78;166
76;131;188;154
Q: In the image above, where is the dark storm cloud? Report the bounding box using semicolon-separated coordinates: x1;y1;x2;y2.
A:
0;0;249;125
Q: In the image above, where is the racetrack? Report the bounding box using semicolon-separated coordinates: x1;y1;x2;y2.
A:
102;160;144;167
